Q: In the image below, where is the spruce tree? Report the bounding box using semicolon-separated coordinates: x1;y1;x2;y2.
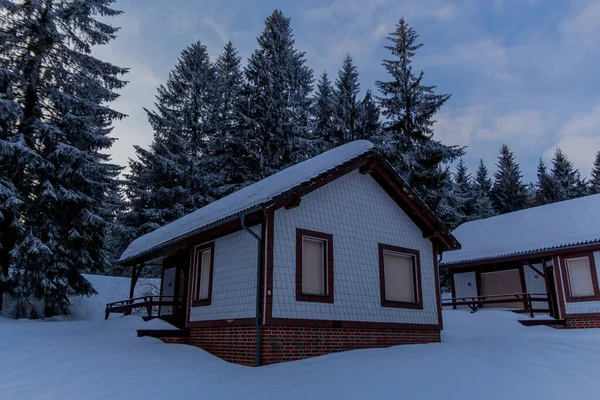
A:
591;151;600;194
452;159;475;223
0;0;127;317
124;41;214;242
534;158;555;205
376;18;464;211
206;41;247;198
492;144;528;214
240;10;313;181
0;65;24;297
472;159;496;219
312;71;336;151
550;148;580;201
333;54;360;146
355;90;381;142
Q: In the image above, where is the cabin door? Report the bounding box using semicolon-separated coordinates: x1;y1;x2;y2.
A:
480;269;524;309
159;266;176;315
173;263;189;325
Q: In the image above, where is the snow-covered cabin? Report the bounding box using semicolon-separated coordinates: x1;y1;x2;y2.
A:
116;140;458;365
441;194;600;328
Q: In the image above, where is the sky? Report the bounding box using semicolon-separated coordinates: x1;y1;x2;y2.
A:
99;0;600;181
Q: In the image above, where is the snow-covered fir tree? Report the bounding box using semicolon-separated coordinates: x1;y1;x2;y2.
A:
205;41;247;198
452;159;476;223
534;158;555;206
240;10;313;181
355;90;380;142
0;64;24;297
312;71;336;151
492;144;528;214
376;18;464;212
123;41;215;244
0;0;127;317
591;151;600;194
550;148;581;201
332;55;360;146
471;159;496;219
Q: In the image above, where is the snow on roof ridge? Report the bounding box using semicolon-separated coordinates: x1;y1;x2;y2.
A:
442;193;600;266
119;140;376;263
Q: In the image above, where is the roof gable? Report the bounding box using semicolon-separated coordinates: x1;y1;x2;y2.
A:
441;193;600;266
119;141;458;265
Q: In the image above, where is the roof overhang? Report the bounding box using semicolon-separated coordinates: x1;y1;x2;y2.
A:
440;241;600;270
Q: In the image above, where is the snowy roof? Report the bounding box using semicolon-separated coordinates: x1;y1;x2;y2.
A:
441;193;600;266
119;140;377;264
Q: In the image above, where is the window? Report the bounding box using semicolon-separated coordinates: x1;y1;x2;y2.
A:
378;243;423;309
296;229;334;303
563;254;600;302
192;243;214;306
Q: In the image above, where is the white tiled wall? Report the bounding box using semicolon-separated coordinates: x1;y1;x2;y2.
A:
523;263;549;309
271;170;439;325
189;226;260;322
452;271;477;310
560;251;600;315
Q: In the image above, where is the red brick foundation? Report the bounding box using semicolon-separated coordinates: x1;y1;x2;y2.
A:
560;316;600;329
165;325;441;366
260;326;440;364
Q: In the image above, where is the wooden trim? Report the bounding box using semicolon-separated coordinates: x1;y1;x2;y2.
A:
450;272;457;310
553;256;567;318
187;318;255;328
524;260;545;279
265;208;275;324
432;243;443;329
441;243;600;270
284;197;302;210
190;242;215;307
519;265;527;294
266;317;441;331
563;312;600;319
378;243;423;310
559;252;600;303
295;229;334;303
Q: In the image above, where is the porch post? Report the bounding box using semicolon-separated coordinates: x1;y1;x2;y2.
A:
129;265;139;300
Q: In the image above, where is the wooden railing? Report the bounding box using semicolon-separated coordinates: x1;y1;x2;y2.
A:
105;295;183;320
442;293;549;318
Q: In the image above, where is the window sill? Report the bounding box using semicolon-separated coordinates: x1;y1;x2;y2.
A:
565;294;600;303
296;293;334;303
381;299;424;309
191;299;212;307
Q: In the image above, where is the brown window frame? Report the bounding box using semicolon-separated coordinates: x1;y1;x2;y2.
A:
561;252;600;303
378;243;423;309
191;242;215;307
296;228;334;303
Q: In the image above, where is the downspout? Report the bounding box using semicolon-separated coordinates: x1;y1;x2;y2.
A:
241;213;263;367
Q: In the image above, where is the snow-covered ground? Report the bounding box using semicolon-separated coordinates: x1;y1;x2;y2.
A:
1;275;600;400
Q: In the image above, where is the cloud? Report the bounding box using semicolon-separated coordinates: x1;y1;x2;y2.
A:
475;110;545;145
546;105;600;176
560;1;600;45
421;39;513;83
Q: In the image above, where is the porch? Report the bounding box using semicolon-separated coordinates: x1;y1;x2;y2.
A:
105;251;190;329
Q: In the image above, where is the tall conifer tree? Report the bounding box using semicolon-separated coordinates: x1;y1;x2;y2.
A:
534;158;555;205
240;10;313;181
550;148;580;201
0;0;127;316
591;151;600;194
333;55;360;146
123;42;215;243
492;144;527;214
376;18;464;211
312;71;336;152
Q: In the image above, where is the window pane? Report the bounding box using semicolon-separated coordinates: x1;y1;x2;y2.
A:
198;249;211;299
384;252;415;302
567;258;595;297
302;238;325;295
